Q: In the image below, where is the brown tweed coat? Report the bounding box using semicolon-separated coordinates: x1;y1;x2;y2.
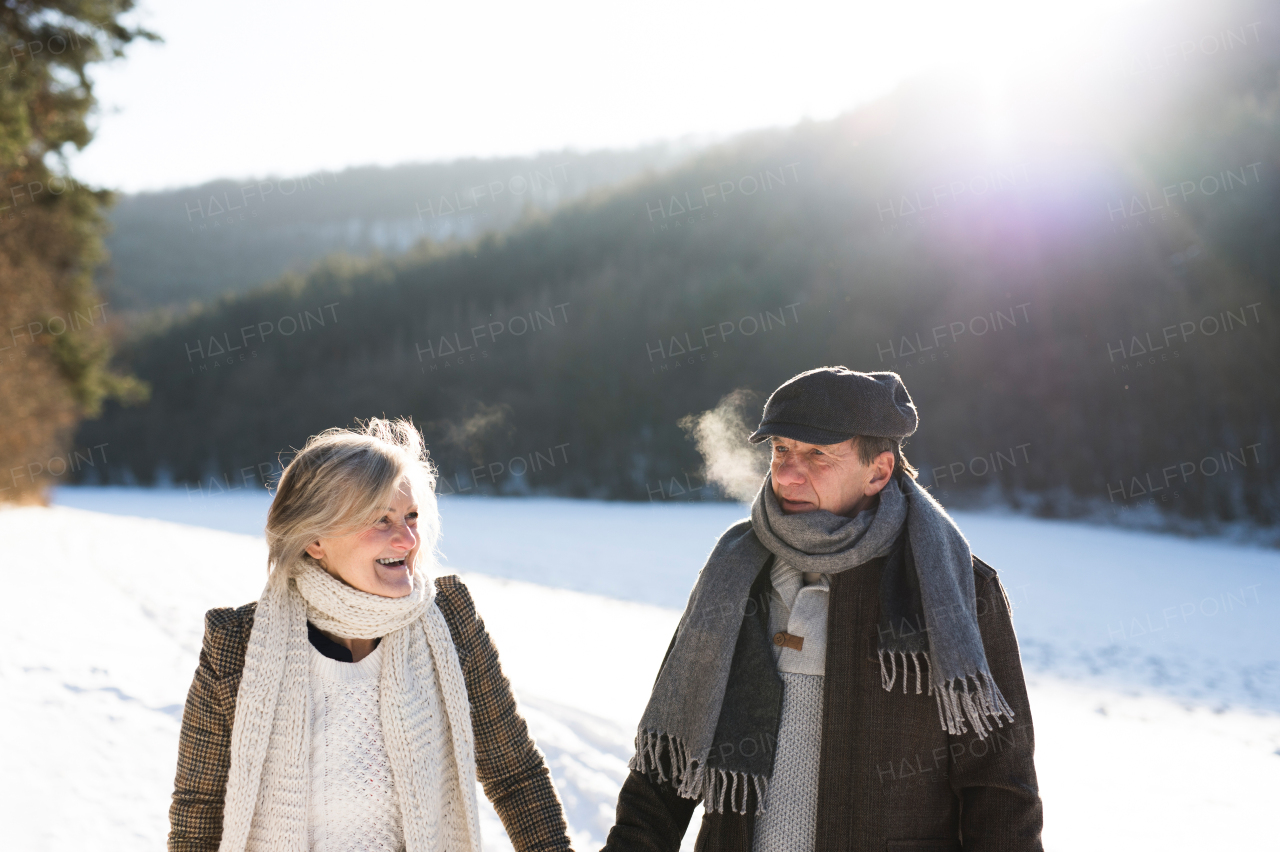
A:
169;574;572;852
603;555;1043;852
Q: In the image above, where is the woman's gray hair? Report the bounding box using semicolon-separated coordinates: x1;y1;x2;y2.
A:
265;418;440;585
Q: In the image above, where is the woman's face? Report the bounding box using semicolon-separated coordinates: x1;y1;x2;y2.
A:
304;478;420;598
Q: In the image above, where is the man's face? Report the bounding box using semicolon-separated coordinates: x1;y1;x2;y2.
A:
769;436;895;517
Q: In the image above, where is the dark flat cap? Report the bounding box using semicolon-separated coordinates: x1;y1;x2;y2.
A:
748;367;918;445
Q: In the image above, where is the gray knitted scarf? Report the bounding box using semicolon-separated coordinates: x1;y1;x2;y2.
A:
630;473;1014;814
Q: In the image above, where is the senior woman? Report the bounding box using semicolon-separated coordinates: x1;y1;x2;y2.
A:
169;418;572;852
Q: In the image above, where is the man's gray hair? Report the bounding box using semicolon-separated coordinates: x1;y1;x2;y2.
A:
854;435;918;480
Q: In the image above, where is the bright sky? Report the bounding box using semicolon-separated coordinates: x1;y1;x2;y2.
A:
69;0;1162;192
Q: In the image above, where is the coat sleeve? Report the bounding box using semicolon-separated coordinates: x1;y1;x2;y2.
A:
435;576;573;852
601;765;699;852
948;562;1044;851
601;624;699;852
168;607;247;852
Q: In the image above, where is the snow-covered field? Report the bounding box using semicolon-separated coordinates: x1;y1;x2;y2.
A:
2;487;1277;851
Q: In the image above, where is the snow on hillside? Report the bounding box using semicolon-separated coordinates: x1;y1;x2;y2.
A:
2;489;1277;851
0;503;669;852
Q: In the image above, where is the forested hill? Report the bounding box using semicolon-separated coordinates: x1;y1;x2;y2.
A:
100;144;697;313
81;0;1280;528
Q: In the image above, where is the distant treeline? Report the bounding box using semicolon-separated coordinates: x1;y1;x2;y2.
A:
80;0;1280;528
101;144;696;313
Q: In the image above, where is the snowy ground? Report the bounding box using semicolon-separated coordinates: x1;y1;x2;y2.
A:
1;487;1276;850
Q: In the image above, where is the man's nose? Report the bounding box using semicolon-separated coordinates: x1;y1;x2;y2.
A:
773;455;805;485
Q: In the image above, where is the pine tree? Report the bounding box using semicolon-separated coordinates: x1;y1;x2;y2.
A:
0;1;152;501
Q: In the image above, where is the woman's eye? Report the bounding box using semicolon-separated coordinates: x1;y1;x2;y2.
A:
406;512;418;523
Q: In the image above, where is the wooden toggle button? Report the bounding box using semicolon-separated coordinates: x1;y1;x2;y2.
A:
773;631;804;651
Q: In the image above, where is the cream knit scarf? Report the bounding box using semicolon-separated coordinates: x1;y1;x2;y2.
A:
218;560;482;852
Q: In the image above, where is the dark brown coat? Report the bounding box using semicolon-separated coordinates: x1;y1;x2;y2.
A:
169;575;572;852
604;556;1043;852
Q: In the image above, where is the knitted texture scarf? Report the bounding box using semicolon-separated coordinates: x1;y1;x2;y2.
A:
630;474;1013;814
218;561;482;852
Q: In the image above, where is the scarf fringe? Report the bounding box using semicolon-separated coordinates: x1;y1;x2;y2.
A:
631;729;769;815
879;649;1014;739
932;669;1016;739
879;648;931;696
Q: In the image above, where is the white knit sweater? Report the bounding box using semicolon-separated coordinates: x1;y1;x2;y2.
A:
752;560;829;852
307;643;405;852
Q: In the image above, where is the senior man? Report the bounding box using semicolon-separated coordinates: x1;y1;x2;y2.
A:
603;367;1042;852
